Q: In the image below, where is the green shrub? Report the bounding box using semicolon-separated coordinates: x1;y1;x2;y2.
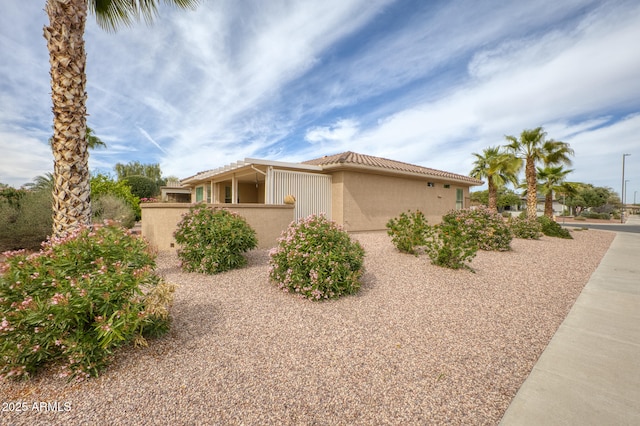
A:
92;194;136;229
580;211;610;220
424;220;477;270
0;222;173;381
174;205;257;274
91;174;141;220
508;216;542;240
386;210;429;255
386;209;478;270
122;175;158;199
0;189;52;252
441;206;512;251
269;214;365;300
537;216;572;239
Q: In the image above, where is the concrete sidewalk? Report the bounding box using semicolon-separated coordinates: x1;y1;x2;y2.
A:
500;215;640;425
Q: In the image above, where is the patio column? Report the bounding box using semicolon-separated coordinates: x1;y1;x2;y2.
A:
232;174;237;204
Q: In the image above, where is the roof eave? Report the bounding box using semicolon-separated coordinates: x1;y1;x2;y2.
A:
318;163;483;186
181;158;323;185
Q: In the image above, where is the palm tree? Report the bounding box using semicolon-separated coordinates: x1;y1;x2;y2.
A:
505;127;573;220
85;126;107;150
49;126;106;150
25;172;55;192
537;166;573;218
44;0;198;238
470;146;521;212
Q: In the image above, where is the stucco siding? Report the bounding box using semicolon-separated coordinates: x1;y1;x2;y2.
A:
330;171;345;225
338;171;469;231
141;203;294;250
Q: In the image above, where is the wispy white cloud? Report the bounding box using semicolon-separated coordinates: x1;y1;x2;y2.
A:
137;127;168;154
305;119;360;144
316;0;640;187
0;0;639;194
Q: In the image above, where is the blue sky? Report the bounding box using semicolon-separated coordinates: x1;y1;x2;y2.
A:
1;0;639;201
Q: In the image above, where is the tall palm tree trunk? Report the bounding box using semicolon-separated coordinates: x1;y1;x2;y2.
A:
544;192;554;218
525;158;537;219
487;179;498;212
44;0;91;238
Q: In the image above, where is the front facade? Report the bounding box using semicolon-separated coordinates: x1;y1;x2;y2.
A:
181;151;482;232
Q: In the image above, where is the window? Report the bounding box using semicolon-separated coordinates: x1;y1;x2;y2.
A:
195;186;204;202
444;184;451;189
206;185;212;203
224;186;232;203
427;182;435;187
456;188;464;210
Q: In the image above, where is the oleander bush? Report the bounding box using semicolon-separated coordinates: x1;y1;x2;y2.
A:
508;216;543;240
386;210;429;255
0;222;173;381
174;204;257;274
269;214;365;300
386;210;478;270
537;215;573;239
424;219;478;270
441;206;513;251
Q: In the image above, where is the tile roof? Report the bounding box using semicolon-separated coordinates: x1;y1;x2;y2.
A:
303;151;482;185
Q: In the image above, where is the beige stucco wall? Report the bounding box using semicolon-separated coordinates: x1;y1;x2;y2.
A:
141;203;294;251
334;171;471;231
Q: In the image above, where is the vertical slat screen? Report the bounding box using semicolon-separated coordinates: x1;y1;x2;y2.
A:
267;169;332;221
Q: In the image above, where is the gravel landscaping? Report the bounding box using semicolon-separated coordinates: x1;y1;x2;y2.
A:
1;229;614;425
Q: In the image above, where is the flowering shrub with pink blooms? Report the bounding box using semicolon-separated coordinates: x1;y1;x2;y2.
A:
269;214;365;300
441;206;513;251
174;204;257;274
0;222;174;381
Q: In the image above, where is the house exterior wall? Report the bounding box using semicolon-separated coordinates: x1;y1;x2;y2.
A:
141;203;294;250
333;171;470;231
330;171;345;225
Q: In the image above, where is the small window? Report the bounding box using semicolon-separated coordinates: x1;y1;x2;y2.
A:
427;182;435;187
456;188;464;210
195;186;204;202
206;186;212;203
444;184;451;189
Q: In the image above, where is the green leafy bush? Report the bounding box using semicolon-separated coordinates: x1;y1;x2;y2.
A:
441;206;513;251
580;211;610;220
0;222;173;381
0;189;52;252
424;220;478;270
386;210;478;270
269;214;365;300
174;205;257;274
92;194;136;229
91;174;141;220
122;175;158;199
386;210;429;255
537;216;573;239
508;216;542;240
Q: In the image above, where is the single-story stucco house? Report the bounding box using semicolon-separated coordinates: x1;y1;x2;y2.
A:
141;151;482;249
182;151;482;230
